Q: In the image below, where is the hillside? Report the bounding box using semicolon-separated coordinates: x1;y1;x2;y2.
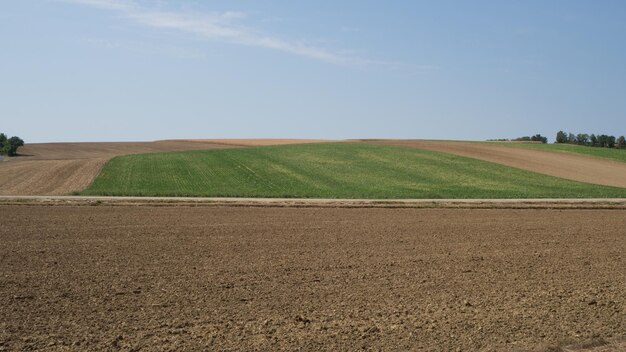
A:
364;140;626;189
493;142;626;163
0;139;323;196
82;143;626;198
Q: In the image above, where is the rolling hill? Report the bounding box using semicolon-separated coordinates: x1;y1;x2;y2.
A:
82;142;626;198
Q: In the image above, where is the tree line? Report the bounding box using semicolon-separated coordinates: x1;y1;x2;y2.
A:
513;134;548;144
556;131;626;149
0;133;25;157
488;134;548;144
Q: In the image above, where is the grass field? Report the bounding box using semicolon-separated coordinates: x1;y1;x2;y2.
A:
82;143;626;198
493;142;626;163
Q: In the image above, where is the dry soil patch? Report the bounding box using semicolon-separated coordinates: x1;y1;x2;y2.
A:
178;138;331;146
1;206;624;351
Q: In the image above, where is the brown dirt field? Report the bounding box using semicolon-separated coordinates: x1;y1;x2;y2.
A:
14;140;234;160
1;205;624;351
178;138;331;146
363;140;626;189
0;141;232;196
0;159;108;197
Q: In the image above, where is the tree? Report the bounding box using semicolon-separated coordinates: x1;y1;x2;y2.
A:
531;134;548;144
0;134;24;156
617;136;626;149
556;131;568;144
590;134;598;146
596;135;616;148
576;133;589;145
568;133;577;144
607;135;616;148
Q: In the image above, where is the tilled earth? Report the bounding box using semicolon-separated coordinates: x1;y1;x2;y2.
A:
1;206;624;351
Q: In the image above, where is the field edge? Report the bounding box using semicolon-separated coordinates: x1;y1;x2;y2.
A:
2;196;626;209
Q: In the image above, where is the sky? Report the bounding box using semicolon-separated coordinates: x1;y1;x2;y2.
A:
1;0;626;143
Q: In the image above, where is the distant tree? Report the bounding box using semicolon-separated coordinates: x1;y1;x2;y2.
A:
595;135;616;148
554;131;625;148
531;134;548;144
0;133;6;150
567;133;577;144
556;131;568;144
0;134;24;156
607;135;616;148
576;133;589;145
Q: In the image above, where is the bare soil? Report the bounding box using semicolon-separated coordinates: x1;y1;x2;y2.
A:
178;138;331;146
1;205;624;351
13;140;234;160
0;141;232;196
364;140;626;189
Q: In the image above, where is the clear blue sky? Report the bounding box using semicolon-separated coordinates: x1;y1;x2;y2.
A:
2;0;625;143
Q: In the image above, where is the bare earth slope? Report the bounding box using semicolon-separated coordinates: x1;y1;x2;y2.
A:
0;141;232;196
1;205;624;351
365;140;626;188
178;138;330;146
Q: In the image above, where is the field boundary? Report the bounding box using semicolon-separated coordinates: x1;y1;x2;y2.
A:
363;140;626;189
2;196;626;209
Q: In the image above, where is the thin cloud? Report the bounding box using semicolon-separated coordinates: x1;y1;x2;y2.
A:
63;0;361;65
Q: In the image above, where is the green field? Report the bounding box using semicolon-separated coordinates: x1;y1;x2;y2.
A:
493;142;626;163
82;143;626;198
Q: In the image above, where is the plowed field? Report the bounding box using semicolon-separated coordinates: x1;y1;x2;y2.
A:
1;205;624;351
364;140;626;188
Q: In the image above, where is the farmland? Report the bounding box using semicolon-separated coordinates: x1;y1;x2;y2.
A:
0;139;326;196
493;142;626;164
1;204;625;351
0;140;233;196
365;140;626;189
3;139;626;351
82;142;626;198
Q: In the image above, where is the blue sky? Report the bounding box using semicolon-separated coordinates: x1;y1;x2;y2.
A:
1;0;625;143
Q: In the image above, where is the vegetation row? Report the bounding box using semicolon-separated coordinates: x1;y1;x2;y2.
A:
556;131;626;149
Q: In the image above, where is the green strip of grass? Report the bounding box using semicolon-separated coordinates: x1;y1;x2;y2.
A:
82;143;626;198
490;142;626;163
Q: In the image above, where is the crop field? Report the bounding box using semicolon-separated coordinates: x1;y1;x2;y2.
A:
365;140;626;189
82;142;626;198
0;140;233;196
493;142;626;164
1;204;625;351
0;139;326;196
